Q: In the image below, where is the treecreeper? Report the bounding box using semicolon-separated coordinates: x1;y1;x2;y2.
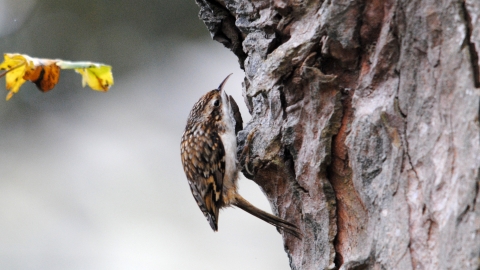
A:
180;74;301;238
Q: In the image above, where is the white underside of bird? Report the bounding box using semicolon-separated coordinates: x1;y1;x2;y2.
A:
219;89;238;203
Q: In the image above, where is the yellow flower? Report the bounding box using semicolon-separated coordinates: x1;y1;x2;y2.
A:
0;53;114;100
0;54;29;100
75;64;114;91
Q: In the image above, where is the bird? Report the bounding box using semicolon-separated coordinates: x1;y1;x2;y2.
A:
180;74;301;238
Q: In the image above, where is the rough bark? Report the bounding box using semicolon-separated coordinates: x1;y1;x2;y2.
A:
196;0;480;269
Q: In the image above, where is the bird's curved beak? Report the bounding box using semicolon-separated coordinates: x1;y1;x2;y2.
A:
217;73;233;93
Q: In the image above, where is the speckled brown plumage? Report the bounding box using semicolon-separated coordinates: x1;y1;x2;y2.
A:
181;90;227;230
180;75;301;238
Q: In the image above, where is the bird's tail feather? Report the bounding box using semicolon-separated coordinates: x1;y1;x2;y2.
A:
233;194;302;239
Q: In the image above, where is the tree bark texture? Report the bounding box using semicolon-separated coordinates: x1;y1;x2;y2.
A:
195;0;480;269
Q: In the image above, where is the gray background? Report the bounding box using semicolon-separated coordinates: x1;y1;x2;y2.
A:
0;0;290;269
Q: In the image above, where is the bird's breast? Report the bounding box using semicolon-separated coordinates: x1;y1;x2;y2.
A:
218;113;238;204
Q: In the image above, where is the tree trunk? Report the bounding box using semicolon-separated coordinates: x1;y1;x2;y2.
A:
195;0;480;269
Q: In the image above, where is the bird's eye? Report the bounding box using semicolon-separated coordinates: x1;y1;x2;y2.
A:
213;100;220;106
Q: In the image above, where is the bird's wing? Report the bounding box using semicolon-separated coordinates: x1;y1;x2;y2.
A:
181;130;225;231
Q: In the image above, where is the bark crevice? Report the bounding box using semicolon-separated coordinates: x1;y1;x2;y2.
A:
195;0;247;68
403;131;419;181
461;0;480;88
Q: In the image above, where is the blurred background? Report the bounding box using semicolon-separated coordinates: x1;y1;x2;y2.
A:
0;1;291;269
